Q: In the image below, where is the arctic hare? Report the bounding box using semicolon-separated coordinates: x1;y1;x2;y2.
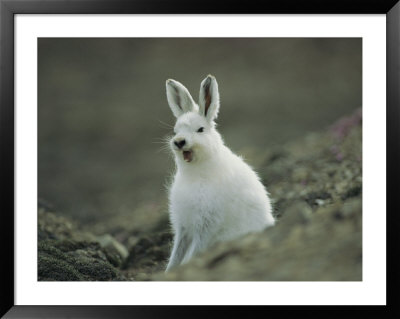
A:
165;75;274;271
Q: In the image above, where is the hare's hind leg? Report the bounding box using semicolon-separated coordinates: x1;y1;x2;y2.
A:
181;228;212;264
166;230;191;272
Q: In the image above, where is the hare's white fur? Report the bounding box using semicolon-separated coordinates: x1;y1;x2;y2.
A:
165;75;274;271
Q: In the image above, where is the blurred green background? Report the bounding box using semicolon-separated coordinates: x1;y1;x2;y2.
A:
38;38;361;224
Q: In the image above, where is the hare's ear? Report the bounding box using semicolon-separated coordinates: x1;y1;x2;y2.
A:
166;79;196;118
199;75;220;122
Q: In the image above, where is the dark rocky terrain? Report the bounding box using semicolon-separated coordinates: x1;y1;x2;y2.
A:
38;109;362;281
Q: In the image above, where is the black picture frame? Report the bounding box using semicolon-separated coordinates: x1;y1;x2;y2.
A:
1;0;399;318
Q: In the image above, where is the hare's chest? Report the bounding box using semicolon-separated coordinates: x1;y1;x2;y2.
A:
169;179;224;227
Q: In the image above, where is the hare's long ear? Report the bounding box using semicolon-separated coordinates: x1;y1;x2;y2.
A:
199;75;220;122
166;79;196;118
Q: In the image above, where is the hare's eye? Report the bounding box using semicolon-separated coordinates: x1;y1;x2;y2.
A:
197;127;204;133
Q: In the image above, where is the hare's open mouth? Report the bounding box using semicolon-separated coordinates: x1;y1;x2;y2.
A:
183;150;193;162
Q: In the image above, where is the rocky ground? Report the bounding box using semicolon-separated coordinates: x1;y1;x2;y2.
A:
38;108;362;281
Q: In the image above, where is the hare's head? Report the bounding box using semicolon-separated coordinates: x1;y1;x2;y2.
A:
166;75;222;164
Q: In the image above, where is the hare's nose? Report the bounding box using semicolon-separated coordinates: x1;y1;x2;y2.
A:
174;139;186;149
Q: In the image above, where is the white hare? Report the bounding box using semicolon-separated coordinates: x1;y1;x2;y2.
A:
165;75;274;271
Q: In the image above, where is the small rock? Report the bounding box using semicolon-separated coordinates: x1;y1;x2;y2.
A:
315;199;325;206
96;234;129;260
